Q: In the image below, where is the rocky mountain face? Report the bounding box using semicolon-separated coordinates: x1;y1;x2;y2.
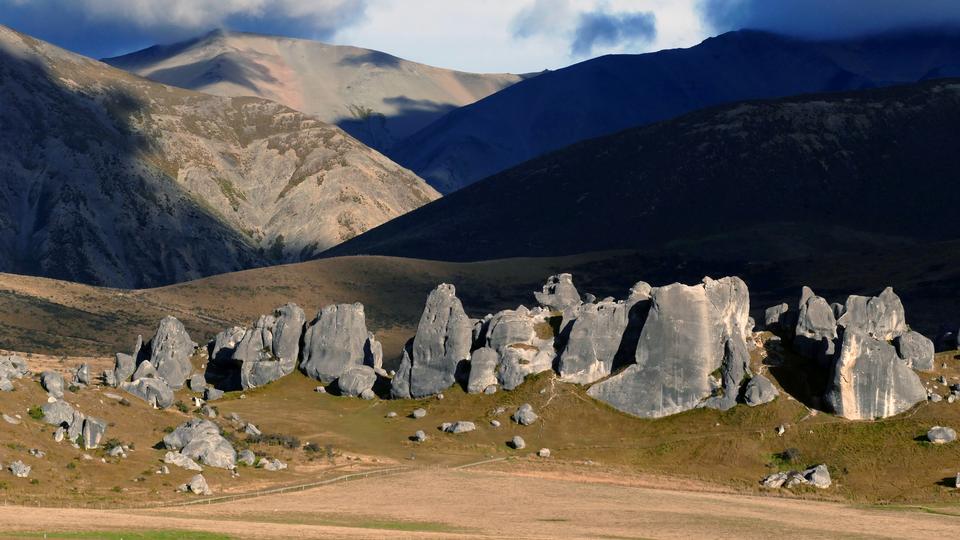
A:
0;25;438;287
103;30;523;151
390;29;960;193
326;78;960;265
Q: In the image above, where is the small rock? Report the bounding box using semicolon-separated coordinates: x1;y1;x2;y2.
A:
776;425;786;436
490;420;501;428
28;448;45;458
483;385;497;395
204;387;224;401
442;421;476;434
803;464;832;489
107;446;125;458
512;404;538;426
157;465;170;475
411;408;427;419
510;436;526;450
359;388;376;400
164;451;203;471
930;393;944;403
9;460;30;478
314;386;326;394
2;414;20;425
761;471;788;488
537;448;551;458
243;423;261;437
950;395;957;404
103;393;123;401
258;458;287;471
385;412;398;418
437;393;444;400
928;426;957;444
413;430;427;442
200;405;217;418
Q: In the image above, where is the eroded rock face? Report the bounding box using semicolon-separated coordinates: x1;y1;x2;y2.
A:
794;287;838;363
82;417;107;449
764;303;790;331
234;304;306;389
837;287;907;340
895;331;935;372
466;347;499;394
121;377;175;409
825;330;926;420
0;356;29;390
481;306;556;391
392;285;472;398
112;353;135;387
743;375;779;406
148;317;197;389
557;287;649;384
301;303;370;383
164;419;236;469
41;371;65;398
587;277;752;418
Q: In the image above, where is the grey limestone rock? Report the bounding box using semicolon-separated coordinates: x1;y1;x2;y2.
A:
825;330;926;420
927;426;957;444
466;347;499;394
512;404;538;426
204;387;224;401
41;371;65;398
764;303;789;331
534;273;581;312
482;306;556;390
189;373;207;392
231;304;306;389
132;360;158;381
210;326;246;363
82;417;107;449
259;458;287;471
794;287;838;363
179;473;212;495
411;408;427;419
803;464;832;489
148;316;197;389
837;287;907;340
743;374;779;407
392;285;473;398
301;303;370;382
237;449;256;466
113;353;136;387
337;365;377;398
588;277;752;418
537;448;551;458
8;460;30;478
894;331;935;372
364;333;385;375
510;435;526;449
164;419;236;469
0;355;28;383
122;377;175;409
557;292;647;384
442;421;476;434
413;430;427;442
73;364;90;385
41;399;77;428
390;345;413;399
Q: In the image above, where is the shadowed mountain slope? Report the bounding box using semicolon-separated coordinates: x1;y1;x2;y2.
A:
0;25;438;288
326;79;960;268
392;29;960;193
104;30;524;151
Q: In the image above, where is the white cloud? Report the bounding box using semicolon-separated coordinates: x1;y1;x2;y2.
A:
75;0;366;29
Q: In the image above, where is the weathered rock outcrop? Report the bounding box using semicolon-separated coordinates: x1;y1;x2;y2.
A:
213;304;306;389
391;285;472;398
0;355;28;391
534;274;581;312
743;375;779;406
40;371;65;398
337;366;378;398
301;304;372;383
121;377;175;409
147;317;197;389
794;287;838;363
557;283;650;384
466;347;499;394
927;426;957;444
479;306;556;391
587;277;752;418
825;330;926;420
894;331;935;372
178;474;212;495
164;419;236;469
764;303;790;331
837;287;907;340
111;336;141;387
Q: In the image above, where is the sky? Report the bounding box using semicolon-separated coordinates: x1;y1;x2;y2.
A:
2;0;960;73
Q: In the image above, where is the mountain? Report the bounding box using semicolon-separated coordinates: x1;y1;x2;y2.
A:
0;25;438;288
325;79;960;272
103;30;524;151
391;29;960;193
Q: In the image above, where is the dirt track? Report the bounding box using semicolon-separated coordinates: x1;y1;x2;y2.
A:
0;468;956;539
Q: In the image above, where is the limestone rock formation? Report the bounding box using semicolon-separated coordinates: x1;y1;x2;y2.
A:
0;355;28;391
825;330;926;420
337;366;378;398
179;474;212;496
147;317;197;389
479;306;557;391
121;378;175;409
927;426;957;444
512;404;538;426
214;303;306;389
301;303;371;383
391;285;472;398
165;451;203;471
894;331;936;372
837;287;907;340
82;417;107;449
510;435;526;450
794;287;838;363
557;283;650;384
534;274;581;312
441;421;476;434
764;303;790;331
587;277;753;418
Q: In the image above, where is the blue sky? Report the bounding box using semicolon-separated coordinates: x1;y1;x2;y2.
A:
2;0;960;73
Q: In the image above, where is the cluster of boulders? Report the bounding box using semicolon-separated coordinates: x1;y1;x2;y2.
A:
108;316;198;408
162;419;236;470
40;399;106;449
0;355;29;391
761;464;831;489
766;286;932;420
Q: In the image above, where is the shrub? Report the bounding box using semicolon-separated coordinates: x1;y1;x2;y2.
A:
27;406;44;420
67;384;81;393
174;401;190;413
248;433;300;449
66;462;76;470
303;442;322;453
118;398;131;407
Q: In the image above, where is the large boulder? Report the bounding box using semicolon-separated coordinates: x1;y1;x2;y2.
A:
230;304;306;389
178;474;212;495
82;417;107;449
391;285;473;398
825;330;926;420
337;366;378;398
41;399;78;428
794;287;838;363
390;344;413;399
928;426;957;444
121;377;175;409
557;285;650;384
894;331;935;372
0;355;28;390
534;273;581;312
743;375;779;406
466;347;499;394
764;303;790;331
40;371;65;398
837;287;907;340
587;277;752;418
112;353;136;387
164;419;236;469
301;303;370;383
132;360;158;380
147;317;196;389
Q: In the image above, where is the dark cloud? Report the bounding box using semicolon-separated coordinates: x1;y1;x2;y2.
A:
571;10;656;56
701;0;960;39
0;0;368;59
